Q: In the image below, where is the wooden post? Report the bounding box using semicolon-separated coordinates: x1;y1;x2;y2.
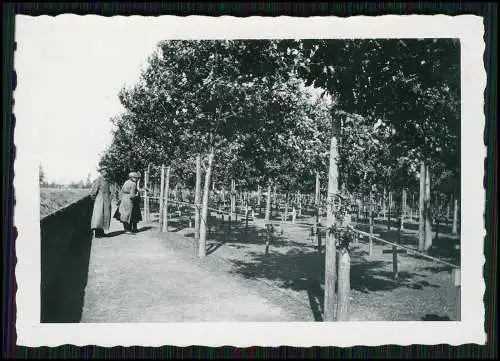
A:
265;224;273;256
324;122;339;322
245;203;249;230
194;155;202;242
274;186;278;217
401;188;406;230
393;216;403;279
452;198;458;235
315;222;321;254
298;192;302;217
383;188;387;221
451;268;461;320
424;165;433;250
369;200;374;256
418;161;426;251
144;166;150;222
392;244;399;279
284;193;289;222
336;249;351;321
199;149;214;258
435;209;440;241
159;165;165;229
215;205;224;231
315;172;320;207
230;179;236;218
257;185;262;216
387;190;392;231
265;182;272;221
161;166;171;232
411;192;415;221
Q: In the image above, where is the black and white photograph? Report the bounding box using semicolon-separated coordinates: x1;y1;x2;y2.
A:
14;15;485;347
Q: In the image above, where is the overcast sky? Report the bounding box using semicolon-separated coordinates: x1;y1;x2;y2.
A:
14;16;167;184
14;15;331;185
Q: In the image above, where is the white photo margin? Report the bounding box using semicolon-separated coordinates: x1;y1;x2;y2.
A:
13;14;486;347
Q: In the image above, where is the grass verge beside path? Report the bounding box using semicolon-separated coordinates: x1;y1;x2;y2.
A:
160;211;460;321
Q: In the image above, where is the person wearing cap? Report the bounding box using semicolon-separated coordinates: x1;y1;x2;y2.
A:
90;166;112;238
115;171;142;234
131;171;144;232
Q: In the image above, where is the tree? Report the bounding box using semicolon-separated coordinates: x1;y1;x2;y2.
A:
293;39;460;249
39;164;47;186
85;173;92;188
102;39;330;256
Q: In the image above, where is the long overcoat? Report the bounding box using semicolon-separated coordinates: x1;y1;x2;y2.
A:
117;179;141;224
90;176;112;230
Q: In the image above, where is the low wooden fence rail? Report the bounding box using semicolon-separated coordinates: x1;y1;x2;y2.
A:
145;196;461;321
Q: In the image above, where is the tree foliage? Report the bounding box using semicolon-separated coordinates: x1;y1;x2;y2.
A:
100;39;460;204
295;39;460;197
101;40;333;192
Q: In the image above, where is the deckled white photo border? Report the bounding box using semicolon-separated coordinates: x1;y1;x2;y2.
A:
13;14;486;347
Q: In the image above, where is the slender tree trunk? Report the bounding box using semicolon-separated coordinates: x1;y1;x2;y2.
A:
369;192;374;256
144;167;150;222
159;164;165;229
424;165;433;250
199;149;214;258
452;198;458;235
401;188;406;230
315;172;321;222
387;190;392;231
265;181;272;221
274;186;278;217
383;188;387;221
336;249;351;321
315;212;321;254
411;193;415;221
255;185;260;217
194;155;202;241
315;172;320;206
283;193;289;222
357;200;361;223
298;192;302;217
324;131;339;322
161;166;171;232
230;179;236;218
418;161;426;251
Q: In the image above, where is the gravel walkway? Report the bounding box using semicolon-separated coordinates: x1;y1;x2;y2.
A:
81;217;312;323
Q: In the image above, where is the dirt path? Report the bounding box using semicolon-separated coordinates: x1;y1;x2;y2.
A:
81;217;312;322
81;207;459;322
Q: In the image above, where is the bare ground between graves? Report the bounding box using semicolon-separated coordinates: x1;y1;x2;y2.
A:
160;212;460;322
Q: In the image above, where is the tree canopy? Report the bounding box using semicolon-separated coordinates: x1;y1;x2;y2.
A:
100;39;460;201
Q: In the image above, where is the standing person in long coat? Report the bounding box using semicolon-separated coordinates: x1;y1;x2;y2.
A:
90;167;112;238
115;172;142;234
131;171;145;233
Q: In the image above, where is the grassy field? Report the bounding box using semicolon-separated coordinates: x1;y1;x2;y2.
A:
157;208;461;321
40;187;91;218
